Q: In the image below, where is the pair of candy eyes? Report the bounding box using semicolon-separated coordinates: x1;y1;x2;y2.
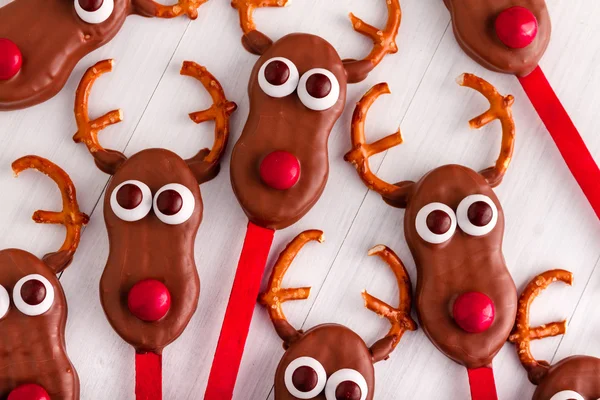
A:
74;0;114;24
285;357;368;400
550;390;599;400
416;194;499;244
0;274;54;319
110;180;196;225
258;57;341;111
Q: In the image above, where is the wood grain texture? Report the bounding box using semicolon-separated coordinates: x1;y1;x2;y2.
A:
0;0;599;399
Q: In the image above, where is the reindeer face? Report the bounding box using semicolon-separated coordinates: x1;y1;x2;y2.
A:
403;165;517;368
100;149;202;352
274;325;375;400
532;356;600;400
444;0;551;76
230;33;347;230
0;249;79;399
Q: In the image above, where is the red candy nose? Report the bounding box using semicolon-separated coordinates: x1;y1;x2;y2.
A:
495;6;538;49
259;151;301;190
0;38;22;80
452;292;495;333
128;279;171;322
8;384;50;400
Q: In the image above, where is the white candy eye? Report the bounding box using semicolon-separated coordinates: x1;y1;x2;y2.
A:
549;390;584;400
456;194;498;237
298;68;340;111
415;202;457;244
74;0;114;24
110;180;153;222
258;57;300;98
153;184;195;225
325;369;368;400
284;356;327;399
13;274;54;316
0;285;9;319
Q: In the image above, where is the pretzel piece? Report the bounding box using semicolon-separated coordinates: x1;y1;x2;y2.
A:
259;230;324;343
457;73;515;188
508;269;573;384
344;83;413;208
12;156;89;273
73;59;127;175
152;0;207;19
180;61;237;184
365;245;417;362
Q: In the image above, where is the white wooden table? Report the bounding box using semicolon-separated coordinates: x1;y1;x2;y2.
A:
1;0;599;398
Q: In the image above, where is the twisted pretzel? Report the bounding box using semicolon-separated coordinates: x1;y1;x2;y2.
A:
181;61;237;183
365;245;417;362
152;0;207;19
73;59;127;175
344;83;412;208
458;73;515;187
12;156;89;273
259;230;324;343
508;270;573;384
231;0;289;35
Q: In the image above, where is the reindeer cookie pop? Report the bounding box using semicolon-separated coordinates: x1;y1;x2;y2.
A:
72;59;236;400
259;230;416;400
1;156;88;400
206;2;401;397
345;74;518;399
0;0;208;110
509;270;600;400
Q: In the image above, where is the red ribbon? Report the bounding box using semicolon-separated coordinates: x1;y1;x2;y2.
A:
204;222;275;400
518;66;600;219
467;367;498;400
135;352;162;400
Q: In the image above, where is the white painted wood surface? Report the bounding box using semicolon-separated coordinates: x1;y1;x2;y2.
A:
1;0;599;398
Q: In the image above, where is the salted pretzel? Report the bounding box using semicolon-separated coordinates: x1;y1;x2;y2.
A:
508;269;573;384
73;59;236;179
152;0;207;19
11;156;89;272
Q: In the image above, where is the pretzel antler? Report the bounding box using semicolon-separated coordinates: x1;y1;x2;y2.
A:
12;156;90;273
508;270;573;385
231;0;291;55
344;0;402;83
150;0;207;19
180;61;237;184
344;83;414;208
458;73;515;188
73;59;127;175
259;230;324;345
364;245;417;363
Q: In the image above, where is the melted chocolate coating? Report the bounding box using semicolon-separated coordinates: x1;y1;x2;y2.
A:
0;0;163;110
444;0;551;76
533;356;600;400
274;324;375;400
404;165;517;368
101;149;202;353
230;33;348;230
0;249;79;399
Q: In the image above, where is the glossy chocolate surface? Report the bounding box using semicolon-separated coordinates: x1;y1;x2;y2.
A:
444;0;551;76
230;33;348;230
533;356;600;400
0;249;79;399
404;165;517;368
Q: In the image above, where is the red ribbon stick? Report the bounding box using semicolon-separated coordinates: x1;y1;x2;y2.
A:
467;367;498;400
135;352;162;400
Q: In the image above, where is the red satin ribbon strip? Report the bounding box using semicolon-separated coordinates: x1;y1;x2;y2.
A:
135;352;162;400
204;222;275;400
467;367;498;400
518;66;600;219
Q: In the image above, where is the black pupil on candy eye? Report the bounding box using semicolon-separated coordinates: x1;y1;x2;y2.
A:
116;184;143;210
78;0;104;12
306;73;332;99
426;209;452;235
157;190;183;216
335;380;361;400
291;366;318;392
467;201;493;227
265;61;290;86
21;279;46;306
